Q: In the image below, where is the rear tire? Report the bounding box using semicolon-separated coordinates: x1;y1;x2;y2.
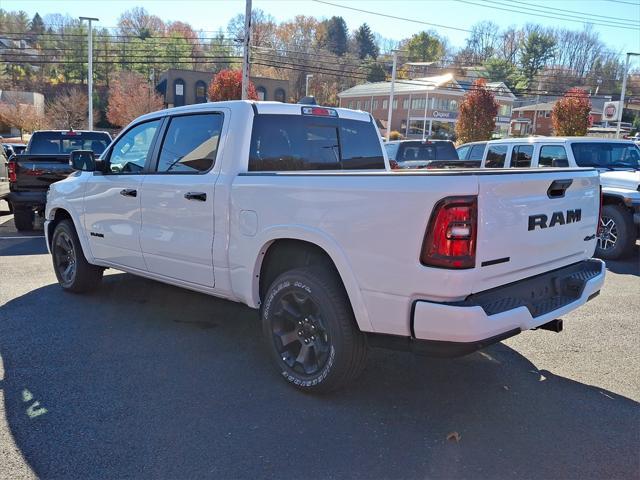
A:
14;208;34;231
595;204;635;260
261;266;368;393
51;219;103;293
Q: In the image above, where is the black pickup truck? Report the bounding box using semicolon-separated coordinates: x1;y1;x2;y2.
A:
8;130;111;230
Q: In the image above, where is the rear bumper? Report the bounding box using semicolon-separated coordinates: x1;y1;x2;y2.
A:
7;191;46;209
406;259;605;353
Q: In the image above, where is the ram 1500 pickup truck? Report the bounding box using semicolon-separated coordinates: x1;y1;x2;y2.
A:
44;101;605;392
8;129;111;230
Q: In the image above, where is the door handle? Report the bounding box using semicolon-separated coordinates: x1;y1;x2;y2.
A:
120;189;137;197
184;192;207;201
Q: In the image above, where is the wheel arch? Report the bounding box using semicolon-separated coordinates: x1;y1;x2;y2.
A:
47;207;94;263
250;232;373;333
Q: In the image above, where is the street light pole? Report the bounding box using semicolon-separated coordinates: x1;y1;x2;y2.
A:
616;52;639;139
385;50;398;142
241;0;252;100
306;74;313;97
80;16;98;130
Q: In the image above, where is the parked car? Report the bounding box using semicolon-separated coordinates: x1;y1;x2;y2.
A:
8;129;111;231
45;101;605;393
478;137;640;259
384;139;461;168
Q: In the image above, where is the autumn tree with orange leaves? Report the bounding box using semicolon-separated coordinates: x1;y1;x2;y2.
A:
106;71;164;127
208;69;258;102
552;88;591;136
455;78;499;144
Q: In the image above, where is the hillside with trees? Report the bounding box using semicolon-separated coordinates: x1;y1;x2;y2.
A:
0;7;637;128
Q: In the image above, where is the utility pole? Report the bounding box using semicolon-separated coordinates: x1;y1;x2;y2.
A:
532;79;542;135
305;74;313;97
386;50;398;142
80;17;98;130
616;52;639;139
241;0;252;100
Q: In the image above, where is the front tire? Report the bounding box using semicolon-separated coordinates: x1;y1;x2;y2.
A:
595;204;635;260
261;266;368;393
51;219;103;293
13;208;34;231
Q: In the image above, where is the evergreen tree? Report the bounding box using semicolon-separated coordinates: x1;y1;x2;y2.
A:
354;23;379;60
321;16;348;57
519;31;556;88
366;62;386;82
29;13;45;35
405;31;445;62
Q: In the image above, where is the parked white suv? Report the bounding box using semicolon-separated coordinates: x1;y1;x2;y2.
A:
479;137;640;260
45;102;605;392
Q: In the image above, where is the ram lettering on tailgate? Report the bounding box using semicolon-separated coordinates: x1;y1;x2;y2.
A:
528;209;582;231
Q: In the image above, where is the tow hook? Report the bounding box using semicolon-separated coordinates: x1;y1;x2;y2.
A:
536;319;563;333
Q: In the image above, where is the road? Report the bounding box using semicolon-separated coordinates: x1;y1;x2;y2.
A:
1;208;639;479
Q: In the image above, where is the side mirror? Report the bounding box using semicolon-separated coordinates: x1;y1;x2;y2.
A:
69;150;96;171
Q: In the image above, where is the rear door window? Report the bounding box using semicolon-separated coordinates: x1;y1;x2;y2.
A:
156;113;223;173
396;141;458;161
249;114;384;171
510;145;534;168
485;145;508;168
539;145;568;167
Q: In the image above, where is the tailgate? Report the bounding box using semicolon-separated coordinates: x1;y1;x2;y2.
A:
473;168;599;292
13;155;73;191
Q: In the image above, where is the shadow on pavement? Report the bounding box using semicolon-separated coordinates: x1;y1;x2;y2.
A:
0;273;638;479
603;244;639;277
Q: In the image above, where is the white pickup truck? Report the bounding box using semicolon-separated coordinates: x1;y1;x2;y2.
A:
45;101;605;392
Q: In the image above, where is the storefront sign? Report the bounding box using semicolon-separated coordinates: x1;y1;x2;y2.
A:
495;116;511;124
432;110;452;119
602;101;620;122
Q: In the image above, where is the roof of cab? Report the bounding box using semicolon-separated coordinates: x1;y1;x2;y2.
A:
135;100;372;124
486;136;636;145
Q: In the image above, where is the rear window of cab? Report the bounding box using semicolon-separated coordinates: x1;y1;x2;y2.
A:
248;114;385;171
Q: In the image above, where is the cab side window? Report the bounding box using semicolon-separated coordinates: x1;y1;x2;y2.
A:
485;145;508;168
108;120;161;174
510;145;534;168
156;113;223;173
539;145;568;167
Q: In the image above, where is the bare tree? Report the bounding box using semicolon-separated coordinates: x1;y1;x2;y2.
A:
0;102;46;140
47;88;96;130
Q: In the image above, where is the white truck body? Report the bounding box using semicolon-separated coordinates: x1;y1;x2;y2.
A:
44;101;605;390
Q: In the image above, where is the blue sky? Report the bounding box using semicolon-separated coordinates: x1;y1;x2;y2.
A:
4;0;640;55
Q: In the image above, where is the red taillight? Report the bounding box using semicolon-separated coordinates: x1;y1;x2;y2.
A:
421;196;477;269
597;185;603;236
8;161;16;182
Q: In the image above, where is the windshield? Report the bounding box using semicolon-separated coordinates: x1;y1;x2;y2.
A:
571;142;640;169
28;131;111;155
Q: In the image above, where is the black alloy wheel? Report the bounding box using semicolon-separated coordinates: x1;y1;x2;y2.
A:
270;290;331;375
53;230;77;286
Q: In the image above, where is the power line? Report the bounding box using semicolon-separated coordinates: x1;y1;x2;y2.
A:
454;0;640;30
310;0;472;33
602;0;640;5
506;0;639;25
482;0;639;27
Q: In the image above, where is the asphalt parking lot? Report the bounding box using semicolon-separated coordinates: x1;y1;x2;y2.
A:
1;206;639;480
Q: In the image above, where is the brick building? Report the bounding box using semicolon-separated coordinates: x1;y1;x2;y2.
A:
156;69;289;108
510;101;603;136
337;74;515;139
